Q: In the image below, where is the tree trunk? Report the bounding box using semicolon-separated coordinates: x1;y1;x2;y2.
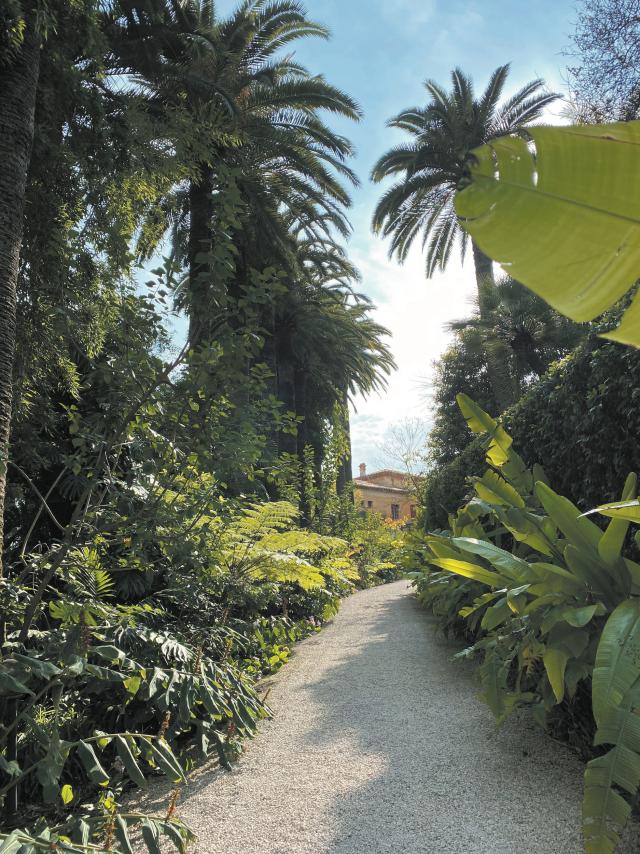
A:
261;302;280;471
336;390;353;499
294;368;313;524
276;356;297;456
0;21;42;582
187;163;215;345
471;241;516;413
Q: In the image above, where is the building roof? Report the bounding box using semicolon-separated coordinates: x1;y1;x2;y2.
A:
352;480;412;494
357;468;407;482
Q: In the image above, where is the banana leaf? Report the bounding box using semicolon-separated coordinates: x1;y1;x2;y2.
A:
455;121;640;346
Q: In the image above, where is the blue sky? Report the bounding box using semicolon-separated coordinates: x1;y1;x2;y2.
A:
216;0;578;469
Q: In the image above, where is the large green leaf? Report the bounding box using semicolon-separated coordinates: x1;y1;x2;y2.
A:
75;741;109;787
536;482;603;553
474;470;525;509
583;599;640;853
115;735;148;789
456;393;513;467
543;647;569;704
428;558;506;588
145;738;186;784
592;599;640;725
451;537;531;581
455;121;640;346
495;507;555;556
598;474;638;566
590;499;640;524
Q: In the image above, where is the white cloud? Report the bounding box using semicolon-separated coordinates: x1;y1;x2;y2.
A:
380;0;438;29
349;236;477;469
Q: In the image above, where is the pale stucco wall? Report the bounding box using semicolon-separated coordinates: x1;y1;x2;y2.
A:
354;486;416;520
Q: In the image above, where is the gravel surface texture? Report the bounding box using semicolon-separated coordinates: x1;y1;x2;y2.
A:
146;580;640;853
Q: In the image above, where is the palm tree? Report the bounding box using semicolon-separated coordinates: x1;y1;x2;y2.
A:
272;237;395;495
107;0;361;344
371;64;558;411
447;276;585;395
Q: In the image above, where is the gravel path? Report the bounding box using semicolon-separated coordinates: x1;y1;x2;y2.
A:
152;581;640;853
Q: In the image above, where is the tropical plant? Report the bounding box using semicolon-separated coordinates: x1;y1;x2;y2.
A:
454;120;640;348
0;1;391;847
200;499;359;592
372;64;558;410
410;393;640;853
425;328;497;467
422;332;640;530
0;1;59;579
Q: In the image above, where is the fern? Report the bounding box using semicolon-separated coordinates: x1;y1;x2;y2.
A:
218;501;353;591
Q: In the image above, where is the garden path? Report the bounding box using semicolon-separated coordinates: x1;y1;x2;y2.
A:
155;581;640;853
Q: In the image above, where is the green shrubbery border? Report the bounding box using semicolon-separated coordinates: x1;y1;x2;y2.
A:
423;336;640;529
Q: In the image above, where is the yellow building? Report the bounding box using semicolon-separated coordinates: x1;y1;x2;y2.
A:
353;464;417;521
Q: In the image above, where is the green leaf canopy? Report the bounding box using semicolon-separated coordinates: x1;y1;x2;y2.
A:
454;121;640;346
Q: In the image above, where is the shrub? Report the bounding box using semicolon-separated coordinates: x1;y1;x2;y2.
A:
422;336;640;526
409;394;640;854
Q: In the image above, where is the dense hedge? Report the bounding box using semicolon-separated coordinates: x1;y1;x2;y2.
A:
421;439;485;529
423;336;640;529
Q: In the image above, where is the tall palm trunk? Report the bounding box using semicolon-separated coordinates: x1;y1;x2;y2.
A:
472;242;516;413
276;355;297;456
294;367;313;525
335;389;353;498
0;20;42;580
187;163;214;345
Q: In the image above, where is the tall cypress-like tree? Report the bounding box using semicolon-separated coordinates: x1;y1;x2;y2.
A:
0;6;46;578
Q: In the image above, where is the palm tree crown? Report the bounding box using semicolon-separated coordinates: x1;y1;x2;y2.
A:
107;0;362;340
447;276;585;395
371;64;558;276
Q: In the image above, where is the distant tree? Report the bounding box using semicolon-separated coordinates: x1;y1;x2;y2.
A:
375;417;430;484
426;329;497;468
567;0;640;121
371;65;558;412
446;277;586;396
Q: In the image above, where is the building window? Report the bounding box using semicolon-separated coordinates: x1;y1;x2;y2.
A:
391;504;400;520
410;505;416;519
360;500;365;507
367;501;373;509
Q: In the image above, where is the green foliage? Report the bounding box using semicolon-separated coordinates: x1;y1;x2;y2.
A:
371;64;558;276
455;120;640;347
427;329;498;467
422;335;640;526
447;276;585;396
0;0;394;846
409;395;640;852
0;268;366;843
421;437;487;530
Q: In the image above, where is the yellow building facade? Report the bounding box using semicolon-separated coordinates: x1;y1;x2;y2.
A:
353;464;417;521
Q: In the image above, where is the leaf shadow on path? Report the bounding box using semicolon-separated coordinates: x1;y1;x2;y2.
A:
134;582;640;853
293;585;640;853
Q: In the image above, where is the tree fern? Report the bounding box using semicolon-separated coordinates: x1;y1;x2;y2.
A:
219;501;354;590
